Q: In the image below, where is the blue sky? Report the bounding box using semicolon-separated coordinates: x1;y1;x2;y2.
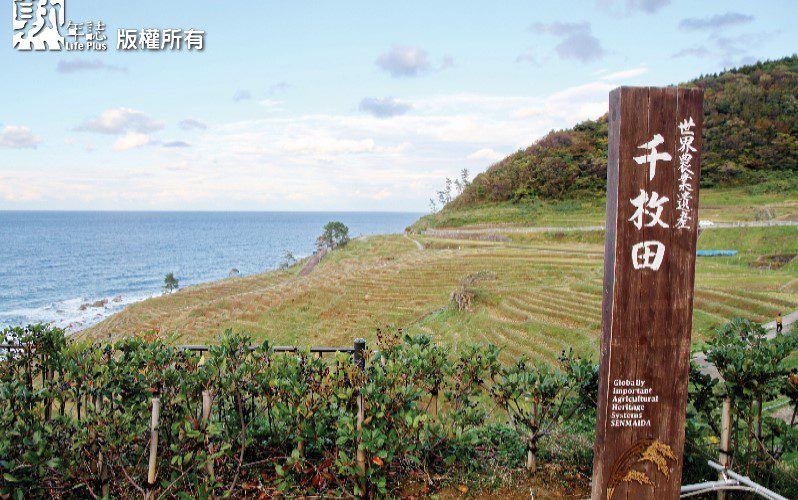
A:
1;0;795;211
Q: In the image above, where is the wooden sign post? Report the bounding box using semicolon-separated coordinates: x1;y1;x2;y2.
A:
591;86;703;499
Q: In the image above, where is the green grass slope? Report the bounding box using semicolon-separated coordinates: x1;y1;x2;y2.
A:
413;186;798;231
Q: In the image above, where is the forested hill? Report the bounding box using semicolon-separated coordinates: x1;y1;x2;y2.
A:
452;55;798;208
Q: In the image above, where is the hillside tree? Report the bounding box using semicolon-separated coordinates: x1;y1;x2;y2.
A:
317;221;350;251
163;272;179;293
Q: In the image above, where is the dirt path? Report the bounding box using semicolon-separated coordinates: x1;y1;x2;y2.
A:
425;220;798;238
298;248;328;276
426;225;605;237
781;277;798;291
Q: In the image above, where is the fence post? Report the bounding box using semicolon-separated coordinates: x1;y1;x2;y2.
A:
354;338;366;491
354;338;365;369
97;393;109;498
202;390;215;485
431;387;439;423
148;397;161;489
356;392;366;479
718;397;732;500
44;365;52;422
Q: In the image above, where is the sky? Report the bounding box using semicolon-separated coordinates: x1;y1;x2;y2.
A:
1;0;795;211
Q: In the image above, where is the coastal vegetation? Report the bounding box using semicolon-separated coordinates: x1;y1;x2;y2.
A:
317;221;351;251
163;273;179;294
278;251;297;270
2;322;796;498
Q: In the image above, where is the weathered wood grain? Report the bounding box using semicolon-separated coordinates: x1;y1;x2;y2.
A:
591;86;703;500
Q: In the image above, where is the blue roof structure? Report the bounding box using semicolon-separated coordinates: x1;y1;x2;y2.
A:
696;250;738;257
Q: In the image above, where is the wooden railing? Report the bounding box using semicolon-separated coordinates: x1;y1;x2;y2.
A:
175;338;364;358
0;338;367;364
0;339;365;355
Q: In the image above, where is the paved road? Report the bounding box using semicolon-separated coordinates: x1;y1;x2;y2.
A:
693;309;797;380
425;220;798;238
404;233;424;250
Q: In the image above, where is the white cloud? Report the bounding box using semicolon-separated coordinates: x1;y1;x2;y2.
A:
671;47;710;59
359;97;412;118
280;136;377;156
631;0;669;13
375;45;453;77
604;0;671;14
0;176;43;200
513;81;613;121
512;108;544;119
233;89;252;102
162;141;191;148
178;118;208;131
530;22;605;63
57;59;126;73
76;108;163;135
113;132;150;151
258;99;284;110
679;12;754;31
2;79;617;210
600;67;647;80
0;126;42;149
267;81;291;95
467;148;505;162
370;189;392;200
376;45;430;77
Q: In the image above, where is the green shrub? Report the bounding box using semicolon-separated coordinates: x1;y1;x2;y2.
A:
1;320;795;497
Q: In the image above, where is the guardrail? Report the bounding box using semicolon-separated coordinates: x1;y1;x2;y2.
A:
679;460;789;500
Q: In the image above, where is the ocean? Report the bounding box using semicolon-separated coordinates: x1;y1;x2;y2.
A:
0;211;422;332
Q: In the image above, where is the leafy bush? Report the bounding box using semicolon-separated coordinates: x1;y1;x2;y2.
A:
0;325;589;497
490;349;597;473
687;318;798;496
1;319;795;497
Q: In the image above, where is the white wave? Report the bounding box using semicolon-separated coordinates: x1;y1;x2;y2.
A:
1;291;163;334
3;256;315;334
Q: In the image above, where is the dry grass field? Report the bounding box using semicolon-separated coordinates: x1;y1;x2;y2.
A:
80;221;798;365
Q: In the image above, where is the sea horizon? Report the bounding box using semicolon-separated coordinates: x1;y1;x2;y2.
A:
0;209;422;214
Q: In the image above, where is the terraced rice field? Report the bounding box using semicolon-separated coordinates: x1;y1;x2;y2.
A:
81;226;798;365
